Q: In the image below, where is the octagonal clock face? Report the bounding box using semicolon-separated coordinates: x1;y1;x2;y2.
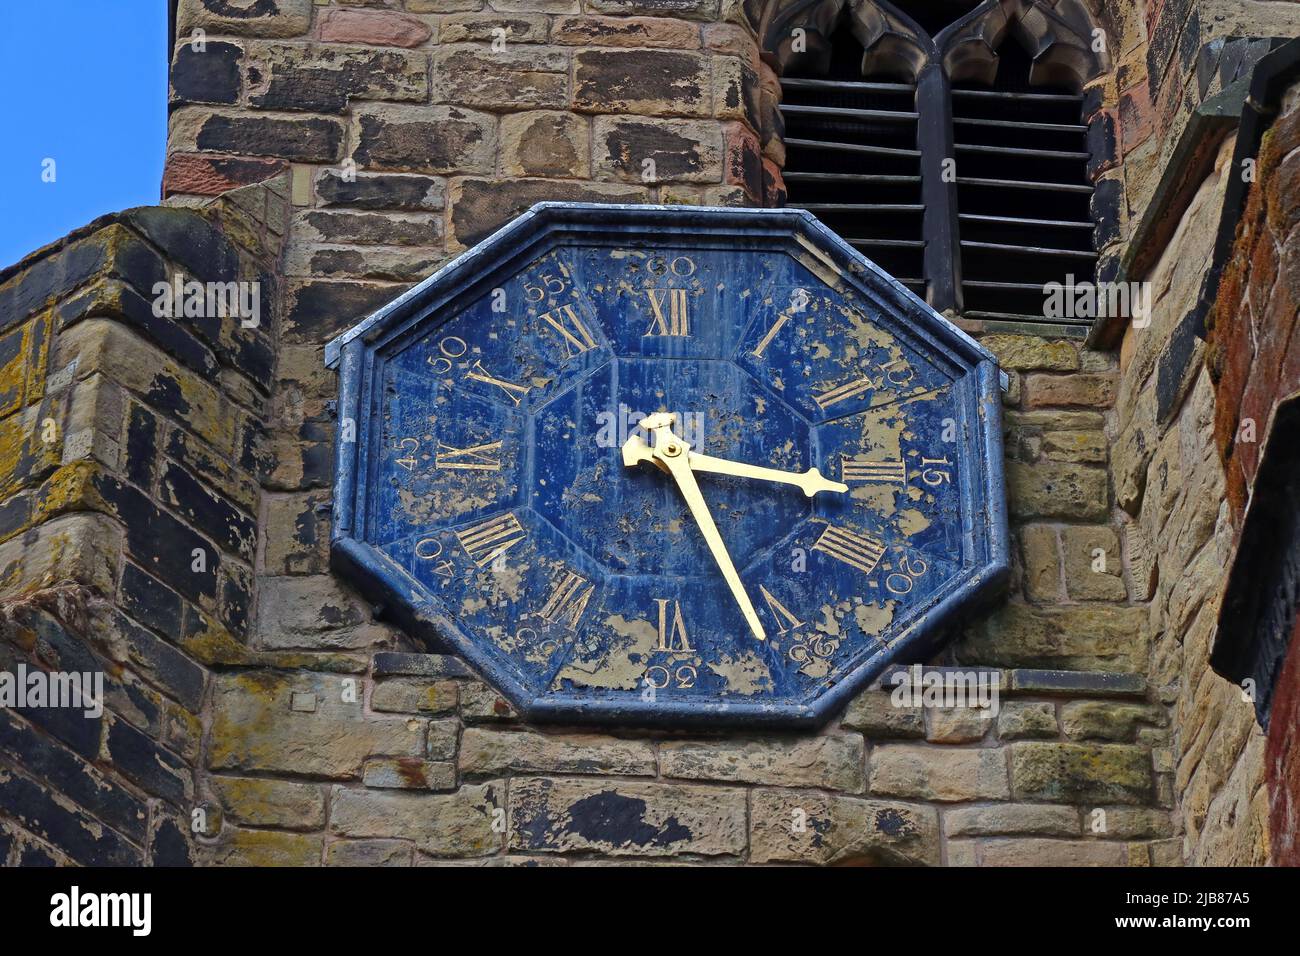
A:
330;205;1008;727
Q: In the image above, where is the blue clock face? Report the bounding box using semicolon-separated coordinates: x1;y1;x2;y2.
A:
331;205;1008;727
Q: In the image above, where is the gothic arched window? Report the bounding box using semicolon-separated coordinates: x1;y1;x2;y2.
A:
762;0;1108;332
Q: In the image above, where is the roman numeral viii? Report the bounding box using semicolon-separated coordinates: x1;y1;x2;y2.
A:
455;513;526;568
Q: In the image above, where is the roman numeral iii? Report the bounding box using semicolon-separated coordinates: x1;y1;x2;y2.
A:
841;457;907;484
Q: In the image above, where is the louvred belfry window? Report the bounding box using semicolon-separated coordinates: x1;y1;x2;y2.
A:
780;27;926;296
766;0;1108;334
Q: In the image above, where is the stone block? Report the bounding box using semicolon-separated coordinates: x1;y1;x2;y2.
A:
371;677;459;714
315;169;446;211
1060;525;1128;601
508;777;746;857
501;111;590;178
213;776;326;830
244;43;428;114
594;116;721;183
362;757;457;791
319;7;433;47
1006;460;1109;520
460;680;518;721
552;15;700;48
997;701;1058;740
945;803;1079;837
209;671;424;778
1024;373;1117;408
1019;524;1061;602
981;334;1080;371
839;689;926;737
460;729;655;777
750;789;939;865
868;746;1009;801
1010;742;1154;805
330;782;505;857
292;209;443;246
959;603;1148;672
976;837;1130;866
439;13;548;44
210;827;322;866
171;41;243;106
1061;702;1164;742
659;735;865;791
586;0;719;20
925;707;993;744
372;652;473;679
325;840;413;866
170;107;345;162
353;104;496;174
448;177;648;247
433;45;568;111
176;0;311;38
1008;668;1146;697
573;49;711;117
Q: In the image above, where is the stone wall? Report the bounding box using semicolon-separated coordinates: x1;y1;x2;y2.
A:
0;181;287;865
1205;82;1300;868
1096;0;1300;867
1111;136;1271;867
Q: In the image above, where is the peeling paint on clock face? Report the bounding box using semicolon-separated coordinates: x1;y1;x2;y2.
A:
329;204;1010;728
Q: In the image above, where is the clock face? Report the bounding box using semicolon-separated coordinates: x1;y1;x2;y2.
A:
331;205;1008;727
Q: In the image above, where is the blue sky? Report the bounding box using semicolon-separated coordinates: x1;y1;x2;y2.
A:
0;2;168;269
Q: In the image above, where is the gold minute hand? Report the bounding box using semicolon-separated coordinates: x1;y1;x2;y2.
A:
641;418;766;641
687;452;848;497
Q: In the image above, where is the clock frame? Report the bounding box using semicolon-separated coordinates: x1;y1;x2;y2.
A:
327;203;1010;729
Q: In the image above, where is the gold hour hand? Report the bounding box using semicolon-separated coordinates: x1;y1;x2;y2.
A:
687;452;848;497
622;413;765;641
654;441;766;642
